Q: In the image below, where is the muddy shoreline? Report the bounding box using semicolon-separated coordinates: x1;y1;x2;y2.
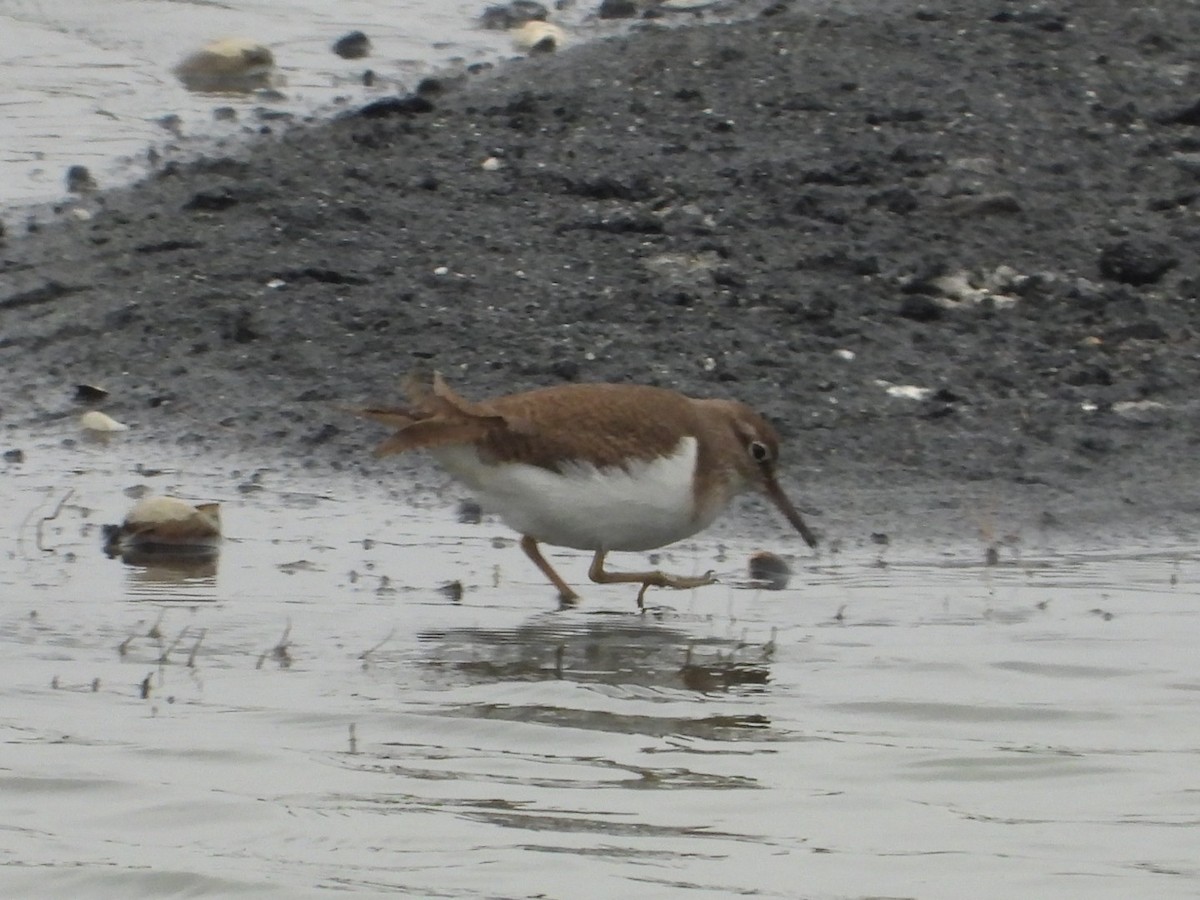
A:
4;0;1200;552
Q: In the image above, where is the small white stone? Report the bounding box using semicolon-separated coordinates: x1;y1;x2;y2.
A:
881;383;933;402
266;278;286;289
481;156;503;171
833;348;855;361
433;266;449;276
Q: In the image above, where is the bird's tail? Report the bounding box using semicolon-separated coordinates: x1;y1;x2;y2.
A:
353;372;507;457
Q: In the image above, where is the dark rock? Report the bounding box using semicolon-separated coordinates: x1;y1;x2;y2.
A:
548;358;580;380
356;95;435;118
897;294;944;322
183;188;239;212
873;188;919;215
1106;320;1169;343
221;309;260;344
989;9;1068;31
104;304;141;330
1064;364;1113;386
282;267;371;286
1077;434;1115;455
561;174;655;201
416;77;449;97
66;165;97;194
864;107;925;125
480;1;547;29
304;423;340;445
134;239;203;254
0;281;85;311
1098;239;1178;286
1158;98;1200;127
943;192;1022;216
748;551;791;589
598;0;638;18
438;580;465;602
801;159;879;186
457;500;483;524
74;384;109;403
564;210;663;234
332;31;371;59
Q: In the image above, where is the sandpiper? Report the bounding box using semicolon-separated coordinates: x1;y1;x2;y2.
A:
357;372;817;607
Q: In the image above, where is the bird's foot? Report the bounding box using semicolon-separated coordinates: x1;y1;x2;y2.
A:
636;569;718;609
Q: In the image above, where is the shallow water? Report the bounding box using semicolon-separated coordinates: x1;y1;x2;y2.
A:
0;0;627;209
2;440;1199;898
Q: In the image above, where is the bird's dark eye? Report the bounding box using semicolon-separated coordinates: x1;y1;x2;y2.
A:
749;440;771;463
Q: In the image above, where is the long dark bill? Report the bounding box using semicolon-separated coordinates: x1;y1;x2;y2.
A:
764;477;818;549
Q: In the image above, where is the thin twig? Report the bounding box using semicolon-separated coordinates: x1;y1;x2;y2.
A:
186;629;207;668
159;626;190;664
34;489;75;554
359;627;396;669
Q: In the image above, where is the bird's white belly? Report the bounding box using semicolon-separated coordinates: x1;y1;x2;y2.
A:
432;438;712;551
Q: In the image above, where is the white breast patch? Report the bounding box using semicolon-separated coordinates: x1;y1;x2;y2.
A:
432;437;714;552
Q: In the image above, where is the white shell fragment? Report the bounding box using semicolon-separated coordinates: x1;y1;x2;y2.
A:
928;265;1025;310
876;381;934;402
80;410;130;433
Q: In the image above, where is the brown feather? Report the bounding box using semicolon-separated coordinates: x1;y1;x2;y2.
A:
471;383;710;471
355;407;418;429
359;378;720;470
373;417;498;457
362;376;752;473
358;375;515;458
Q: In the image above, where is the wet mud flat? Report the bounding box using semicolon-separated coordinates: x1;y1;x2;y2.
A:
2;0;1200;545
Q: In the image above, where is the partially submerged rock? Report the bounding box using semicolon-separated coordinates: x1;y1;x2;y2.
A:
747;551;791;590
104;496;222;561
511;21;565;54
74;384;109;403
332;31;371;60
175;39;275;93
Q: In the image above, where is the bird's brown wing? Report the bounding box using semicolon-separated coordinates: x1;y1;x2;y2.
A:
355;372;516;458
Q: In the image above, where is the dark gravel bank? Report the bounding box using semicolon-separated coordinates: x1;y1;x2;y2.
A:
4;0;1200;550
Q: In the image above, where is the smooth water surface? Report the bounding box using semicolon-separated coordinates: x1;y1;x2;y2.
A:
1;439;1198;898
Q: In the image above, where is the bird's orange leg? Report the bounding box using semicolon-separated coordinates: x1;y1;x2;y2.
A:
587;551;717;609
520;536;581;607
